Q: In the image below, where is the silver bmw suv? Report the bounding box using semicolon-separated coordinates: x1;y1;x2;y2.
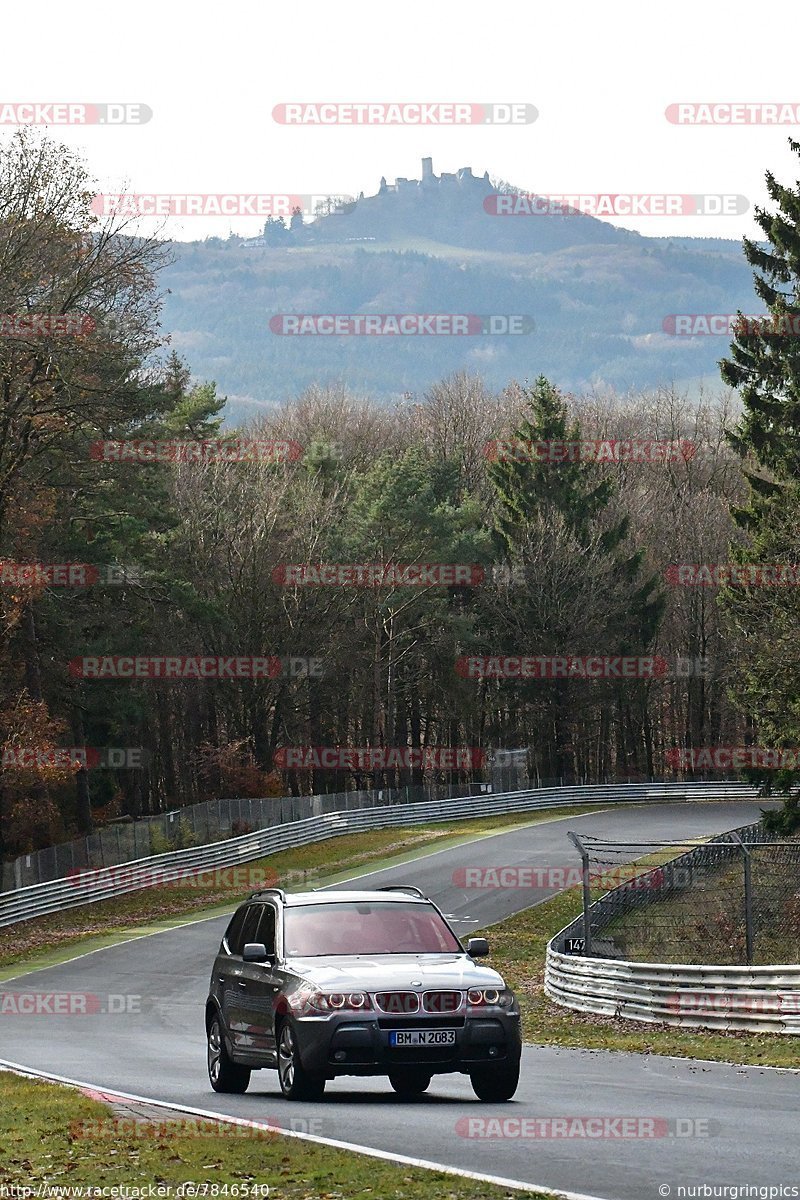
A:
205;885;521;1101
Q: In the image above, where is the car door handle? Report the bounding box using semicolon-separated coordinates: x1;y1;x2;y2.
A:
237;981;247;989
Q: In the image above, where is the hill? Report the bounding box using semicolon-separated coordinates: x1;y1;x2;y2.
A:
158;159;756;419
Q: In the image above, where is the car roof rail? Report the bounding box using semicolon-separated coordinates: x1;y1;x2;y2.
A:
377;885;427;898
248;888;286;902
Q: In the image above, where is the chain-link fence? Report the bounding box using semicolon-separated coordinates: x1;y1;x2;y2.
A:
1;770;755;896
563;823;800;966
1;780;482;892
0;753;640;893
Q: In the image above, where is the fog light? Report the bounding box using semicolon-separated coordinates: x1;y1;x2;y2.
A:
334;1050;347;1061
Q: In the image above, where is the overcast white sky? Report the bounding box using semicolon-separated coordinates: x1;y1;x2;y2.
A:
6;0;800;241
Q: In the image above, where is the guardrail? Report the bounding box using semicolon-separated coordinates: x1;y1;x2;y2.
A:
545;953;800;1034
2;782;471;890
544;813;800;1034
0;779;758;930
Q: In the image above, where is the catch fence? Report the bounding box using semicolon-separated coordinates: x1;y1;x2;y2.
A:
562;823;800;965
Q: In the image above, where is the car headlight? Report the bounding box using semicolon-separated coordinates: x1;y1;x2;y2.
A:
287;986;324;1015
289;987;373;1014
466;986;514;1007
326;992;371;1010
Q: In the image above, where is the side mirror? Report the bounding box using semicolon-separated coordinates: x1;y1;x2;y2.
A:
466;937;489;958
242;942;270;963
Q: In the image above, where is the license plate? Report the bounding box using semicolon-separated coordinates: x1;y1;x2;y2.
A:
388;1029;456;1046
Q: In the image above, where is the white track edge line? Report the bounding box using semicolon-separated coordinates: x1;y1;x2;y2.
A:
0;1058;611;1200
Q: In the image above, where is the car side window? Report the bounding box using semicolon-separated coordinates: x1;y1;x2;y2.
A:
224;906;248;955
256;905;277;956
238;905;263;952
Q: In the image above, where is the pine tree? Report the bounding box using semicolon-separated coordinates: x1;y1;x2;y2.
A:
721;138;800;492
486;377;663;781
719;140;800;823
490;376;613;549
489;376;663;648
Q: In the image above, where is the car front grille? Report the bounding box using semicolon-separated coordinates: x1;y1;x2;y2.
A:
374;991;420;1014
423;990;463;1013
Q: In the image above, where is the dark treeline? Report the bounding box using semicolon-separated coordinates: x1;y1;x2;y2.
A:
1;363;750;857
2;130;799;859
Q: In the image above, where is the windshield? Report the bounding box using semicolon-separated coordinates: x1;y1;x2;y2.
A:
282;901;462;957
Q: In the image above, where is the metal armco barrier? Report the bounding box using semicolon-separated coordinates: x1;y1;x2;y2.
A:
545;810;800;1034
0;780;756;929
545;953;800;1034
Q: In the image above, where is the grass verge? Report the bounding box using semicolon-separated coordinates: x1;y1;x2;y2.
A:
477;876;800;1070
0;1070;541;1197
0;805;603;975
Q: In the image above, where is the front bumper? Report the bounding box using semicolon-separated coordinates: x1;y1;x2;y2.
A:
292;1011;522;1076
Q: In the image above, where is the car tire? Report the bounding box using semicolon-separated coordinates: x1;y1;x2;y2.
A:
207;1015;251;1094
470;1060;520;1101
277;1021;326;1101
388;1069;432;1098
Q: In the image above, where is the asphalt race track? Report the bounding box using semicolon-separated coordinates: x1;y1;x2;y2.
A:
2;800;798;1200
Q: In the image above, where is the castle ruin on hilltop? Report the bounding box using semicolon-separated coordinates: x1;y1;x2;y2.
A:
254;158;494;244
373;157;491;197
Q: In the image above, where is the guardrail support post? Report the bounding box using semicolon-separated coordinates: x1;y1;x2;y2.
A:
730;832;754;965
568;831;592;956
